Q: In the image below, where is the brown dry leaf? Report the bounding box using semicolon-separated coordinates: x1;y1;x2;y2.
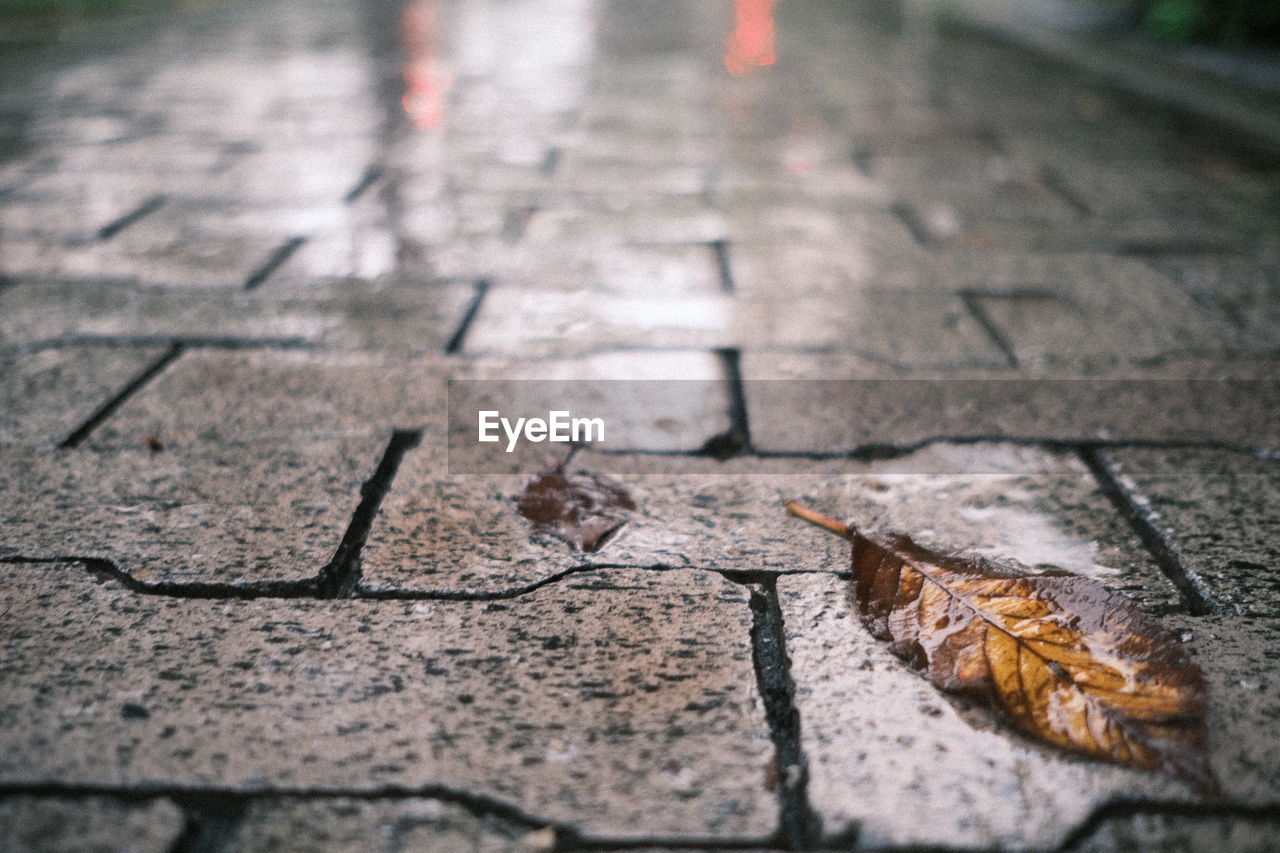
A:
517;466;635;552
786;501;1217;793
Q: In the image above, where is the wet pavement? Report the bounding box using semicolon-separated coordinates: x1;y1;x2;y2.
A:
2;0;1279;850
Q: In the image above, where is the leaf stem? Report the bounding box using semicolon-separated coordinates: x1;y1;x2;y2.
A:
785;500;855;540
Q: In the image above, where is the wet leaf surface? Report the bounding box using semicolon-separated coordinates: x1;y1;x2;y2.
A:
786;501;1218;793
517;466;636;552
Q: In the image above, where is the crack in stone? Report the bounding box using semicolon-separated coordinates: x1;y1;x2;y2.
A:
0;557;841;603
1079;447;1216;615
0;783;568;845
2;785;1274;852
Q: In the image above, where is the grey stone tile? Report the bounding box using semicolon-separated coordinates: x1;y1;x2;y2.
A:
875;151;1084;225
777;573;1270;850
1160;613;1280;804
90;349;728;452
0;795;184;853
961;274;1249;371
0;278;474;353
554;162;710;197
213;148;374;205
364;445;1179;611
736;290;1006;366
737;359;1280;452
1104;449;1280;617
519;200;729;246
461;287;735;357
727;238;916;297
0;345;164;447
230;798;540;853
0;565;776;840
462;286;1000;364
288;280;478;357
1026;159;1270;228
491;242;722;296
451;352;732;457
1144;255;1280;346
0;437;382;586
87;350;437;449
0;280;330;348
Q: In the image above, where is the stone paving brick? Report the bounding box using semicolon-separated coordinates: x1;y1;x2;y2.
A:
491;241;723;296
738;357;1280;452
0;437;381;586
1104;449;1280;618
741;290;1007;366
0;345;164;447
228;798;539;853
89;348;728;453
0;280;328;348
0;225;296;290
520;200;729;246
0;795;184;853
720;196;901;252
286;280;479;356
0;564;776;840
87;350;434;449
363;445;1180;612
1143;254;1280;345
463;285;1002;364
1025;158;1274;230
462;287;734;357
0;278;475;353
778;572;1279;849
959;276;1247;371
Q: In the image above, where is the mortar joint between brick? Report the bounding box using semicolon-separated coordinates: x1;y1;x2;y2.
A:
1078;446;1216;615
747;578;824;850
444;279;491;355
316;429;422;599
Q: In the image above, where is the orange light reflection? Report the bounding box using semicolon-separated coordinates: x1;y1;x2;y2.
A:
401;1;450;130
724;0;777;77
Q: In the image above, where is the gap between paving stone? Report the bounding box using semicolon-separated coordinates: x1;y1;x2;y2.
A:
1079;447;1215;616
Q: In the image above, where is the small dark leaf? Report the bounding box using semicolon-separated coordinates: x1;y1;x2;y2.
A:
786;500;1218;794
518;466;635;552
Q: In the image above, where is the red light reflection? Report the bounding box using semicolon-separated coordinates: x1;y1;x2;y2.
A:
724;0;777;77
401;1;450;130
